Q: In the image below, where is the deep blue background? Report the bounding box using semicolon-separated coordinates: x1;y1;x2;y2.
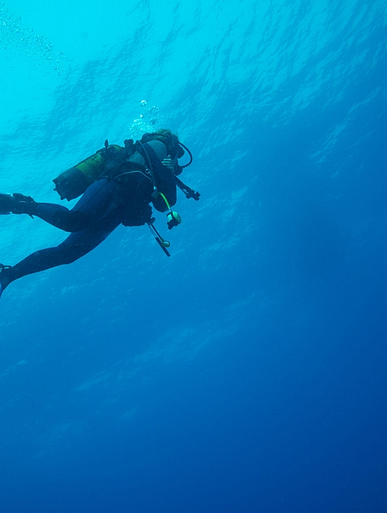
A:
0;1;386;511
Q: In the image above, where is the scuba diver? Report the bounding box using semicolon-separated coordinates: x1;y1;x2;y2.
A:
0;129;200;298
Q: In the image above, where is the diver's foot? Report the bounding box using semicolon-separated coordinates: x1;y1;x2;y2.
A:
0;264;12;298
0;193;36;215
0;194;14;214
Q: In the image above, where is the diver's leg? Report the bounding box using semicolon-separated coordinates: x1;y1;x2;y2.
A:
1;179;120;232
0;214;121;294
36;179;120;231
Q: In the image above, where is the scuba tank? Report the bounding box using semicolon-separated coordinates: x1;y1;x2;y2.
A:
53;143;124;200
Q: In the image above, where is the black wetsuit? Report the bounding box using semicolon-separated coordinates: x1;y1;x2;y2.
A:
3;140;177;288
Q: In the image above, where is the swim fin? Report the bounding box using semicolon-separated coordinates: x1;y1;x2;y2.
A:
0;264;11;298
0;193;36;215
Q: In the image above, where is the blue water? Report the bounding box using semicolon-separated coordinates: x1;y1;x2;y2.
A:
0;0;386;511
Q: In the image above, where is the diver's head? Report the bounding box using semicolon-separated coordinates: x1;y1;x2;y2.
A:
140;129;192;175
141;129;184;160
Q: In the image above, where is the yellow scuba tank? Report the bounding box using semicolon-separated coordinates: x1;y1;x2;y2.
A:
53;143;123;200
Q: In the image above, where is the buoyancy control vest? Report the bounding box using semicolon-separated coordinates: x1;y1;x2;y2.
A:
135;141;177;211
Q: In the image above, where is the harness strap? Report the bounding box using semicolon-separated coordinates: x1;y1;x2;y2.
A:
137;141;157;192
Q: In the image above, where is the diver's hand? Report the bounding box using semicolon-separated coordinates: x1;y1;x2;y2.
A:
161;155;174;173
